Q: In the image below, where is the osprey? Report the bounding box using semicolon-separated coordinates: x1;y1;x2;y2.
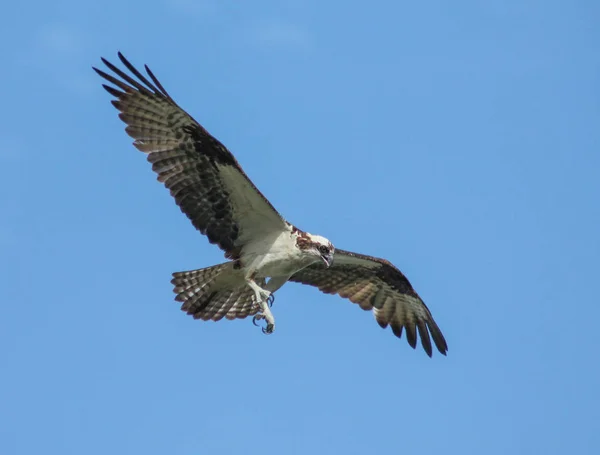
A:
94;53;448;357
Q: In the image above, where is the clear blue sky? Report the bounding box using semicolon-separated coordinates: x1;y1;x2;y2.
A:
1;1;599;454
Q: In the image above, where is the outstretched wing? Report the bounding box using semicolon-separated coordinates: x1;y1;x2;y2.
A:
289;249;447;356
94;53;288;259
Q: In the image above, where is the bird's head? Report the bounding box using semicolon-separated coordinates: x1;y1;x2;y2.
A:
304;234;335;267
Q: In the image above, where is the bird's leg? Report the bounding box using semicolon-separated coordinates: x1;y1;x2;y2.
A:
247;279;275;334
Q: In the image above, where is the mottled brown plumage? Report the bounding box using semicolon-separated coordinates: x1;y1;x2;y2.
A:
172;265;263;321
95;53;448;357
290;250;447;356
294;229;314;250
94;52;286;260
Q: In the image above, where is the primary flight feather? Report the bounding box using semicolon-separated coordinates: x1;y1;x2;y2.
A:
94;52;448;357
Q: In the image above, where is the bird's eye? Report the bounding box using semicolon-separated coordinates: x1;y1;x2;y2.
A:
319;245;329;254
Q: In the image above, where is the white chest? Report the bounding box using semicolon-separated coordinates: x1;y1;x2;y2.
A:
240;229;316;278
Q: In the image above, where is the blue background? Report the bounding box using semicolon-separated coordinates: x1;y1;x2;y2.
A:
1;1;599;454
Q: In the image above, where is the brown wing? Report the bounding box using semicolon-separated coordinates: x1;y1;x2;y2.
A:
289;249;447;357
93;53;287;259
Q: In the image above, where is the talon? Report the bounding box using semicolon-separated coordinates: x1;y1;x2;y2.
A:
252;315;263;326
262;323;274;334
267;294;275;308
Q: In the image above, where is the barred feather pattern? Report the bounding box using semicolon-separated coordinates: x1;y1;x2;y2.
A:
172;265;263;321
93;52;286;259
289;249;448;356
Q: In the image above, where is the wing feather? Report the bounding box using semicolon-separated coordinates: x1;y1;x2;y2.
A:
289;249;447;357
94;53;287;259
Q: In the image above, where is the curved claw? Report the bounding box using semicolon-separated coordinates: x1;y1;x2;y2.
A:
267;293;275;308
262;323;274;335
252;315;262;327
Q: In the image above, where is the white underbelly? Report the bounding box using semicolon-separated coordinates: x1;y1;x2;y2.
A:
261;257;307;277
240;230;316;278
244;252;310;278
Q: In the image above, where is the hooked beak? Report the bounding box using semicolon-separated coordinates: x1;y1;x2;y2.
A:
321;254;333;267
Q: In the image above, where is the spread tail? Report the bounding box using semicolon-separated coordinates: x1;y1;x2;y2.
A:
171;263;263;321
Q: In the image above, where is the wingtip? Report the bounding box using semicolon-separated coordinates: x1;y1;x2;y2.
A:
117;51;128;66
436;344;448;356
423;345;433;358
97;51;125;68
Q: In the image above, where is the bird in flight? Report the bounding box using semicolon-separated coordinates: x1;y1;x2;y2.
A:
94;53;448;357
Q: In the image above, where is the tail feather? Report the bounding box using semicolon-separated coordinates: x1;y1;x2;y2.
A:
202;286;255;321
171;263;263;321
